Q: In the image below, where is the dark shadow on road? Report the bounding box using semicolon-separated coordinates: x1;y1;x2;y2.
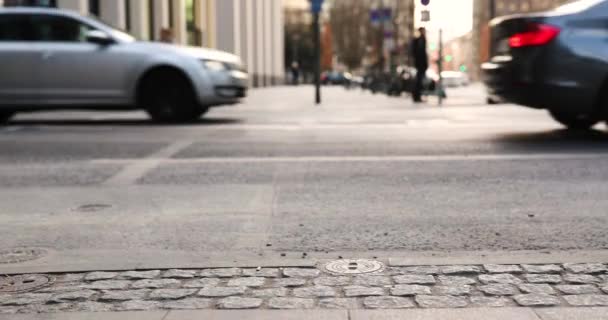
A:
492;129;608;152
8;117;244;127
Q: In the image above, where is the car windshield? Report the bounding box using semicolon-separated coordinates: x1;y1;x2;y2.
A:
86;14;136;42
555;0;605;12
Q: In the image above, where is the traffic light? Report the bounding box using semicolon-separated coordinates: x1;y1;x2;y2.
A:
444;55;453;62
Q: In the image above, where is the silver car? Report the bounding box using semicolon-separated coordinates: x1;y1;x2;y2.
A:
0;7;248;123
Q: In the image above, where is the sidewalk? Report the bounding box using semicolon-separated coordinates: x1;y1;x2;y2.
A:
4;308;608;320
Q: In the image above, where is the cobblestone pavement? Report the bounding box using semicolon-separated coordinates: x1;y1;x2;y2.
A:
2;263;608;314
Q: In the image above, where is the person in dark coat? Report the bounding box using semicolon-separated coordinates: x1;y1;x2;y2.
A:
411;27;429;103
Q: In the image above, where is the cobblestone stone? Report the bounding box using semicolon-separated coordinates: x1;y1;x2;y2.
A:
416;295;468;308
162;298;213;309
390;285;432;296
563;274;600;284
283;268;321;278
227;277;266;287
199;268;242;278
389;266;440;275
393;275;435;285
84;272;118;281
602;285;608;294
514;294;560;307
119;270;160;280
99;290;149;302
182;278;221;288
440;266;482;275
438;276;476;286
242;268;280;278
518;284;556;295
479;284;519;296
563;263;607;274
483;265;523;274
118;300;161;311
292;286;336;298
521;265;562;274
162;270;197;279
198;286;247;297
73;302;113;312
131;279;181;289
20;303;73;314
556;285;599;295
36;285;83;293
148;289;197;300
268;297;315;309
314;276;351;286
0;307;19;314
434;285;471;296
364;296;415;309
470;296;511;308
49;290;96;303
251;288;289;298
479;274;523;285
58;274;85;283
217;297;262;309
343;286;384;297
0;293;51;306
353;276;391;286
564;294;608;306
525;274;562;284
319;298;359;309
270;278;307;288
85;280;131;290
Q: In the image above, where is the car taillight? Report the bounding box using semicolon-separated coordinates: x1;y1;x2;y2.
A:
509;23;561;48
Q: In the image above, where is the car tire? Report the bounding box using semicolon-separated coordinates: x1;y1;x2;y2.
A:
141;70;208;123
549;109;599;130
0;112;14;125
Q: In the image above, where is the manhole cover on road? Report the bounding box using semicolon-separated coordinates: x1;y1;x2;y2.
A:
0;275;54;294
0;248;47;264
324;259;385;275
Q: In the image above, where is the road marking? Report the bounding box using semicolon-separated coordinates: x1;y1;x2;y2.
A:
93;153;608;165
102;140;194;186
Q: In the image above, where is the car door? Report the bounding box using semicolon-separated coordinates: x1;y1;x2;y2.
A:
30;13;136;105
0;13;43;106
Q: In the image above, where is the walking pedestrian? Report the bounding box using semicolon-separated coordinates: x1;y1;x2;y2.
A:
290;62;300;85
411;27;429;103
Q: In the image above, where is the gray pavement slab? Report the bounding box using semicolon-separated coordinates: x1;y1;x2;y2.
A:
535;308;608;320
0;311;168;320
350;308;541;320
165;310;348;320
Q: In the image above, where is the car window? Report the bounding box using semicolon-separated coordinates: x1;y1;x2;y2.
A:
29;14;91;42
0;14;30;41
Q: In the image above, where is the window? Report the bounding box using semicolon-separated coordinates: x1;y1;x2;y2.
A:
0;15;30;41
88;0;100;16
29;15;90;42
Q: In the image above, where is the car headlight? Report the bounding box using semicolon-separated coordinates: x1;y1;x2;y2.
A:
203;60;228;71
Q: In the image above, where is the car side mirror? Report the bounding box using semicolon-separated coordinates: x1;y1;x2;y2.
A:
86;30;114;46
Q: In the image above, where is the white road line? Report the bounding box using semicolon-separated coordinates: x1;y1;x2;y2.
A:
93;153;608;165
102;140;194;186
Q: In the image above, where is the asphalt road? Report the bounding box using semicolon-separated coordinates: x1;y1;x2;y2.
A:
2;85;608;270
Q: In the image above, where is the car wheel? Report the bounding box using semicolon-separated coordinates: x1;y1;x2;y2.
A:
0;112;14;124
141;70;207;123
549;109;599;130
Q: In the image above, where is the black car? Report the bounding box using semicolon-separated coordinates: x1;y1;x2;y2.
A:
482;0;608;129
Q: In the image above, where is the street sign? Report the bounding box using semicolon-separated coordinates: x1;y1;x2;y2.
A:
310;0;324;14
421;10;430;22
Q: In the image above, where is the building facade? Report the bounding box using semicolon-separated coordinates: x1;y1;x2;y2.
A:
471;0;570;79
1;0;285;87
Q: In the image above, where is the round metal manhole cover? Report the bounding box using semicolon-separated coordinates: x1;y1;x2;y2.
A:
0;275;55;294
324;259;385;275
0;248;48;264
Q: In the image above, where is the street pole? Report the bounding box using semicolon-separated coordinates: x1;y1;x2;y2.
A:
313;10;321;104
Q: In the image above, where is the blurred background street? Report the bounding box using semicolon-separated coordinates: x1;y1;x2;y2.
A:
2;85;608;268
